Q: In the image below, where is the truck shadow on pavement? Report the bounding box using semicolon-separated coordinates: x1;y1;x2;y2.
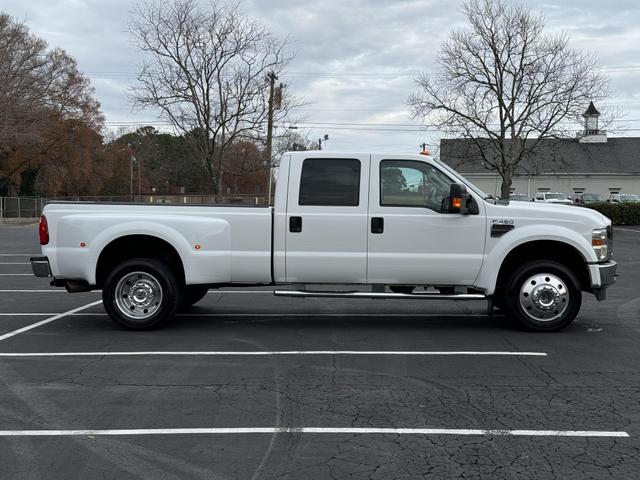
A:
78;309;539;335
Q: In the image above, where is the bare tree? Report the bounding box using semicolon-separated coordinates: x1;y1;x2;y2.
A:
408;0;609;198
0;13;103;194
0;15;67;152
130;0;294;193
274;129;317;157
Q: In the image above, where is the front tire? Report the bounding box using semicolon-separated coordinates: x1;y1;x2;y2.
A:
503;261;582;332
102;258;182;330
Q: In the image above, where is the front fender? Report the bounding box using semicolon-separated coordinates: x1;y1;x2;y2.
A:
476;224;597;295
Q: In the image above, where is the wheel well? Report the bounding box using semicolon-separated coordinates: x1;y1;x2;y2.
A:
96;235;185;287
496;241;591;293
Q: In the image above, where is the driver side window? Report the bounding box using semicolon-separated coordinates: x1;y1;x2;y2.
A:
380;160;452;212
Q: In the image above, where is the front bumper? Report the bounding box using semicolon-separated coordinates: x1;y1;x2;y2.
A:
30;256;52;278
592;261;617;301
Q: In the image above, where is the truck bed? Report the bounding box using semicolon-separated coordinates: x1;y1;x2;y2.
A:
41;202;274;286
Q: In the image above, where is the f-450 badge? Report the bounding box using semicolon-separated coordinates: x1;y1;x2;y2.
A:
491;219;515;237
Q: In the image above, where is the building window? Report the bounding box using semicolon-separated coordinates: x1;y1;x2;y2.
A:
299;158;361;206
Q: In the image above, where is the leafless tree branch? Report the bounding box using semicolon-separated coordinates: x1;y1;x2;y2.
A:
129;0;295;193
408;0;611;198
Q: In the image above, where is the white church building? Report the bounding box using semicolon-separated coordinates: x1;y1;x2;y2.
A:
440;103;640;198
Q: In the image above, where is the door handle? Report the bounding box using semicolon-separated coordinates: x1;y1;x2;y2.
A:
289;216;302;233
371;217;384;234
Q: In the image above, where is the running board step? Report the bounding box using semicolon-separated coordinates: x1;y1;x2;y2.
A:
273;290;486;300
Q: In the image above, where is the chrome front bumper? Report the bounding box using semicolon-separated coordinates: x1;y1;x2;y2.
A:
30;256;52;278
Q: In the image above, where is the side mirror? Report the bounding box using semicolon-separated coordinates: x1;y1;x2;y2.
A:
447;183;470;214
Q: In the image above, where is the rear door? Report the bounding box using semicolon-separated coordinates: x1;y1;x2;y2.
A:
285;155;370;283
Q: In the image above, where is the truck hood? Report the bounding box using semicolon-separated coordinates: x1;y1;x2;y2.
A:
486;200;611;229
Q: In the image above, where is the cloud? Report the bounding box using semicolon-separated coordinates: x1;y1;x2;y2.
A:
2;0;640;150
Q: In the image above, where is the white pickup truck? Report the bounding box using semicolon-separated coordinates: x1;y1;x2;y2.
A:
31;152;617;332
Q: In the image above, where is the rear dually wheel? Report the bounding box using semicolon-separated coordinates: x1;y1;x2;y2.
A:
102;258;182;330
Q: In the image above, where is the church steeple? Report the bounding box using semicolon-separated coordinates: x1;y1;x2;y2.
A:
583;101;601;134
578;101;607;143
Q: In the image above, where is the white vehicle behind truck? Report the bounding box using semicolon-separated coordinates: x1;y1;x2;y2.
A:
32;152;617;332
532;192;574;205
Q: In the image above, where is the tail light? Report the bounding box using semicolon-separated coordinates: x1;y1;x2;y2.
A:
39;215;49;245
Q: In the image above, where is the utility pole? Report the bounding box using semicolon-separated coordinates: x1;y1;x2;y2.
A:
138;157;142;200
130;156;136;202
265;72;277;204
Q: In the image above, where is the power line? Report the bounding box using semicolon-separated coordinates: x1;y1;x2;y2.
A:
103;118;640;127
84;64;640;80
102;122;640;134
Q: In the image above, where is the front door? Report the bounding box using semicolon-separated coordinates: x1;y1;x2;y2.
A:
366;156;486;285
285;155;370;283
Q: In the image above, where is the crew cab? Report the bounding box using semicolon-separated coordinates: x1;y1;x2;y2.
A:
31;152;617;332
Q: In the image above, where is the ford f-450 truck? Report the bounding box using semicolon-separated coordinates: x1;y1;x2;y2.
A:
31;152;617;332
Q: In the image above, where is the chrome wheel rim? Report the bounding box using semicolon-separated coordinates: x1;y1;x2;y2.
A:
114;271;163;320
519;273;569;322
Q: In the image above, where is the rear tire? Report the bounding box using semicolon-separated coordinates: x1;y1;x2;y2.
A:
102;258;182;330
503;260;582;332
180;286;209;310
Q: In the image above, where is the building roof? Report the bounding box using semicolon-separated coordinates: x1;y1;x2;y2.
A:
439;137;640;175
584;101;601;116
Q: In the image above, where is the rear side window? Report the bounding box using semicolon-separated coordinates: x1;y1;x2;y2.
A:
299;159;361;206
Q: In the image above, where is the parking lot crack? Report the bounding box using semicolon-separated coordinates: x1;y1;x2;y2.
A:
44;356;106;385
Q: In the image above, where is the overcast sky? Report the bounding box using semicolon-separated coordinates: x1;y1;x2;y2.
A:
3;0;640;153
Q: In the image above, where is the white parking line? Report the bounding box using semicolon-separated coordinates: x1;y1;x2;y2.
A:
0;254;38;256
0;350;547;357
175;312;489;317
0;300;103;342
0;274;33;276
0;290;73;293
0;427;627;437
0;290;101;293
0;312;489;317
614;227;640;233
0;289;274;293
0;263;30;265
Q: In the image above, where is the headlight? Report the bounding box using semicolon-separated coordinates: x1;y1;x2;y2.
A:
592;228;609;261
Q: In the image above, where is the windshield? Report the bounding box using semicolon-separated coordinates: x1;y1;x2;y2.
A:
545;193;566;199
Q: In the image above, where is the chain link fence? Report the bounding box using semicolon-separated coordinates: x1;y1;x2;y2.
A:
0;197;45;222
0;194;269;223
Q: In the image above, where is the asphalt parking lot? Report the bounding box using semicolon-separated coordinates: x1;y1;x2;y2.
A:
0;224;639;479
